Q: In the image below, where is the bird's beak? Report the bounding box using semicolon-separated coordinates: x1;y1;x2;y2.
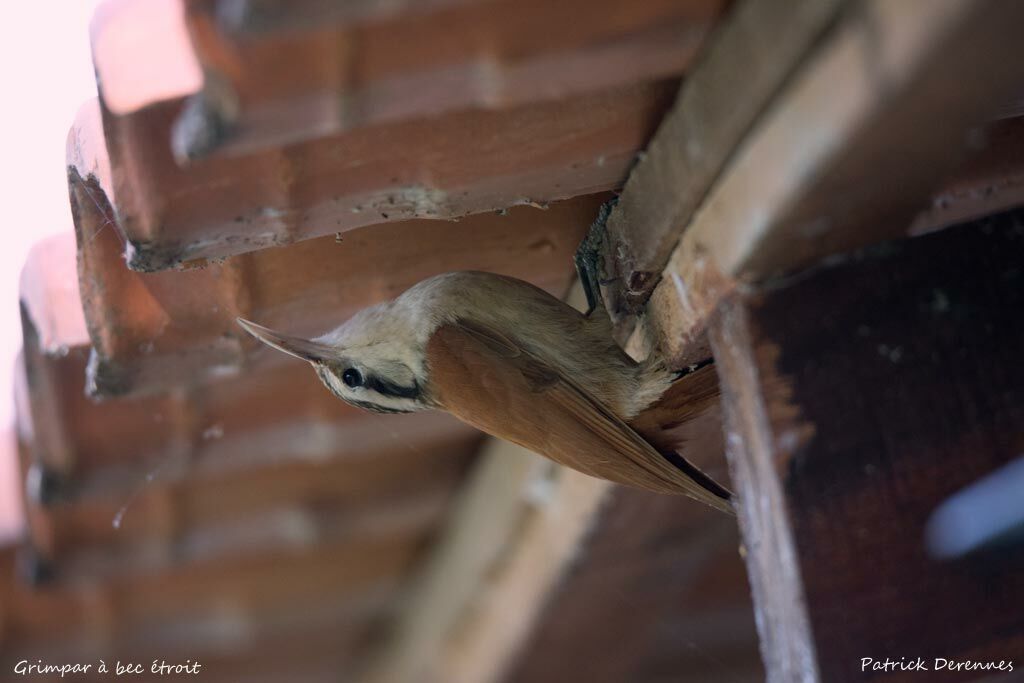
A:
236;318;334;363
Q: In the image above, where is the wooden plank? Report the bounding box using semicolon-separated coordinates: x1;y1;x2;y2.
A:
909;115;1024;237
603;0;844;320
501;488;761;683
709;300;818;683
361;438;601;683
629;0;1024;367
709;209;1024;682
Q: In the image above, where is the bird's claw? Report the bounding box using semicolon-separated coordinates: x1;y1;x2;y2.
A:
575;198;618;316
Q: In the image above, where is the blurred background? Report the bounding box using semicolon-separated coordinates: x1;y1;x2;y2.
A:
0;1;102;542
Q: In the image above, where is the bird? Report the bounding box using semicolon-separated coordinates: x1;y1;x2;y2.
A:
237;270;732;513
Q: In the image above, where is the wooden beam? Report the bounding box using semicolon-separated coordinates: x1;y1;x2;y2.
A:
909;115;1024;237
360;438;602;683
709;209;1024;682
709;300;819;683
499;488;760;683
614;0;1024;367
604;0;845;321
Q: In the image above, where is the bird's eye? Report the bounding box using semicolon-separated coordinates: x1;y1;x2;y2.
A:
341;368;363;388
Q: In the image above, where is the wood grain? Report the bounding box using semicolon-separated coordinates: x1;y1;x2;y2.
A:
502;486;761;683
604;0;844;318
711;208;1024;682
626;0;1024;369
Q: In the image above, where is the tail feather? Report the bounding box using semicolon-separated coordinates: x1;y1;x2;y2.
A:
629;362;735;514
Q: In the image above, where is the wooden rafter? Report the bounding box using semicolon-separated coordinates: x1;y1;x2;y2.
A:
612;0;1024;368
603;0;844;322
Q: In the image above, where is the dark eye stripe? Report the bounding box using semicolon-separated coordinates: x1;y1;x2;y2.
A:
365;375;421;400
315;363;421;411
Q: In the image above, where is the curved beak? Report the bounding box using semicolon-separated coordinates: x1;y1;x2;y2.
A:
236;318;334;363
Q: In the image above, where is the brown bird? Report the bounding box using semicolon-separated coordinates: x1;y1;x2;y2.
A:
237;271;732;512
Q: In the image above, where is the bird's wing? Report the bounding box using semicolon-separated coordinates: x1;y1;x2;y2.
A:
426;320;733;512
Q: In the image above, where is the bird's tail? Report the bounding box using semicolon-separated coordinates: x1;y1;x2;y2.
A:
629;362;735;514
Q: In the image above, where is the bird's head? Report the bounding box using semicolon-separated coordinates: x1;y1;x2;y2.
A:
236;317;429;414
